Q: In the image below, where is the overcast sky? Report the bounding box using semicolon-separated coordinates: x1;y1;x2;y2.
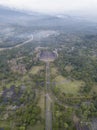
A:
0;0;97;13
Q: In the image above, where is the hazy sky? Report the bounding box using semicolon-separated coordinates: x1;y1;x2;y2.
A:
0;0;97;13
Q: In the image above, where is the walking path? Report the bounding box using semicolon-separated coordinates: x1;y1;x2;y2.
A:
45;62;52;130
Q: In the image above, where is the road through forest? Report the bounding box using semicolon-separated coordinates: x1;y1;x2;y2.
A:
0;35;33;51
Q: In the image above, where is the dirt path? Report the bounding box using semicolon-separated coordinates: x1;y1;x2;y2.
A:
45;62;52;130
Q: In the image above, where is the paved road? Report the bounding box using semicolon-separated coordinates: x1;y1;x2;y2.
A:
0;35;33;51
45;62;52;130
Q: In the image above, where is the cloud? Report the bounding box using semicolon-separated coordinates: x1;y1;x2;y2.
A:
0;0;97;13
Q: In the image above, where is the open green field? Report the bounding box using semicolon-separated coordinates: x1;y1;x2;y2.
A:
53;75;84;95
30;66;44;75
0;121;11;130
51;67;58;78
29;123;44;130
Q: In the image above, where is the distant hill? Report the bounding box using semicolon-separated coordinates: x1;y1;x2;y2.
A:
0;5;97;33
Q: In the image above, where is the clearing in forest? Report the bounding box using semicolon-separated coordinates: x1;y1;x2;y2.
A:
53;75;84;95
30;66;44;75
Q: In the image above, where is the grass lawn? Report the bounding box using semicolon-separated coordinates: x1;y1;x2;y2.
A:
51;67;58;77
28;123;44;130
0;121;11;130
54;75;84;95
30;66;44;75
